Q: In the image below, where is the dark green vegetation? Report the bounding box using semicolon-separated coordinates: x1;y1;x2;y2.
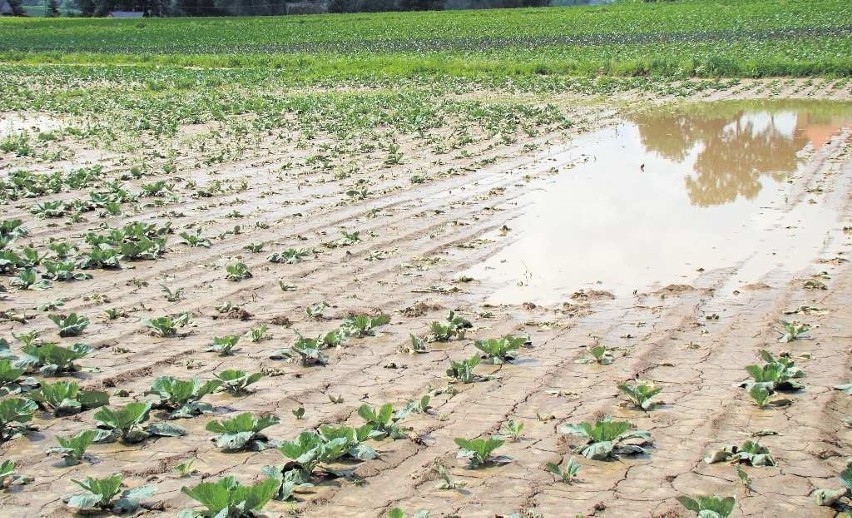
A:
0;0;850;78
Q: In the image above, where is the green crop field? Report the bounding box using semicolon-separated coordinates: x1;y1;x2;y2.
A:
0;1;851;516
1;0;850;78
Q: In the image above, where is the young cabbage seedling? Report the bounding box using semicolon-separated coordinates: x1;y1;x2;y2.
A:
0;359;38;396
358;403;406;440
214;369;263;395
813;463;852;507
225;262;252;281
340;314;390;338
48;313;90;337
499;419;524;441
144;312;191;337
248;324;269;342
777;320;810;343
206;335;240;356
93;401;187;444
0;398;38;442
742;349;805;393
268;247;313;264
31;380;109;416
179;476;279;518
63;473;155;514
617;381;663;410
704;440;776;466
677;495;736;517
455;436;511;468
206;412;280;451
446;354;489;384
145;376;222;419
16;342;91;376
577;344;614;365
559;418;652;460
400;334;429;354
545;456;580;484
161;284;185;302
428;311;472;342
474;335;525;364
46;430;99;466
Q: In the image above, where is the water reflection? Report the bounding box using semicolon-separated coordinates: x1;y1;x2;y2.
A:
463;101;852;303
629;103;852;206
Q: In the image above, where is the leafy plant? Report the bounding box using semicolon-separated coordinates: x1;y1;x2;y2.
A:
401;334;429;354
388;510;429;518
677;495;736;517
48;312;90;337
214;369;263;395
268;247;313;264
0;358;37;395
742;350;805;392
559;418;652;460
429;310;472;341
446;354;490;384
304;302;327;320
455;436;510;468
248;324;269;342
577;344;614;365
0;460;29;488
63;473;155;513
777;320;810;342
31;380;109;416
270;334;330;366
161;284;185;302
206;335;240;355
358;403;406;440
474;335;524;364
17;342;91;375
617;381;663;410
499;419;524;441
175;458;197;477
225;262;252;281
207;412;280;451
704;440;775;466
94;401;186;444
179;476;279;518
545;456;580;484
9;268;51;290
340;313;390;338
144;312;191;337
747;385;791;409
813;464;852;507
146;376;222;419
46;430;98;466
0;398;37;442
179;228;211;248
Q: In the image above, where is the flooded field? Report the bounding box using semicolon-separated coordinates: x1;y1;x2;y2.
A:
466;101;852;302
0;79;850;517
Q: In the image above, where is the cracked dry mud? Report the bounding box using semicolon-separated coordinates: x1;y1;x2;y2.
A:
0;79;851;518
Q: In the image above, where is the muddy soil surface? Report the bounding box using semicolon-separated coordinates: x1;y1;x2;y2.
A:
0;81;850;517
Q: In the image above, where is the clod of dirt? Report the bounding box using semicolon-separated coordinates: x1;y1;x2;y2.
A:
269;315;292;326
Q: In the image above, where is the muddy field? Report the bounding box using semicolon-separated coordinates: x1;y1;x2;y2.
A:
0;79;851;517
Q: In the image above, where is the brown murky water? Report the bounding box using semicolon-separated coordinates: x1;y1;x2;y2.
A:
465;101;852;303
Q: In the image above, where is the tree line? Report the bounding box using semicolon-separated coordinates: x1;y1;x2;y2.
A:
5;0;572;17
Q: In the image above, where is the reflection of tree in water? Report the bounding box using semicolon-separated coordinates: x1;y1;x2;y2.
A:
630;110;807;207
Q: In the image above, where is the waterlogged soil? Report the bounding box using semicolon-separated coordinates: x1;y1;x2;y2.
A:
0;82;850;518
465;101;852;302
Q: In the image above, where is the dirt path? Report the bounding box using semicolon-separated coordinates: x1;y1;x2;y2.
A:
0;81;850;517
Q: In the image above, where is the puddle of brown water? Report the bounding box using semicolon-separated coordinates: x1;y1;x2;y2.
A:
465;101;852;303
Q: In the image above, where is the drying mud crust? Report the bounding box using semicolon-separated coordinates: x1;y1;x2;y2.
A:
0;79;850;517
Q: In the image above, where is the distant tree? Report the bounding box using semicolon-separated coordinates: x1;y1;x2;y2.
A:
397;0;444;10
47;0;60;15
6;0;25;15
